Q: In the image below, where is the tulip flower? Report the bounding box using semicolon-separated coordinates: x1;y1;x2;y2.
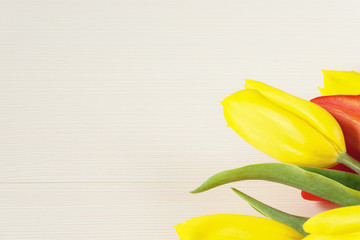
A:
301;95;360;201
319;70;360;95
311;95;360;161
303;205;360;239
175;214;303;240
230;189;360;240
317;70;360;161
221;80;360;172
301;71;360;201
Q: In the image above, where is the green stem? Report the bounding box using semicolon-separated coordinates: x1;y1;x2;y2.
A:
337;152;360;174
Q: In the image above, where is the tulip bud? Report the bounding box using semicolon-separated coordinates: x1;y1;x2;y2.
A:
303;205;360;239
311;95;360;161
302;75;360;201
302;95;360;201
319;70;360;96
221;80;346;168
175;214;303;240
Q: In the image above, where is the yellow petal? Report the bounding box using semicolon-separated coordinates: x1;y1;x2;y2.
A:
245;79;345;154
222;89;340;167
303;233;360;240
175;214;303;240
302;234;331;240
319;70;360;95
303;205;360;236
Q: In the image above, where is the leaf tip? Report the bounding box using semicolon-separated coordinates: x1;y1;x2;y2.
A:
190;186;203;194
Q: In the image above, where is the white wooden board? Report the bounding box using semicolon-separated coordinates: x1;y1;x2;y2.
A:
0;0;359;239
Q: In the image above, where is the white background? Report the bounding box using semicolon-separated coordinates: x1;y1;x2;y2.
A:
1;0;360;239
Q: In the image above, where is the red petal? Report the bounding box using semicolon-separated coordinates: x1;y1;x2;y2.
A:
302;95;360;202
311;95;360;160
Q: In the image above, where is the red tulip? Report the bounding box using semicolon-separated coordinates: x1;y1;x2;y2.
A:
302;95;360;201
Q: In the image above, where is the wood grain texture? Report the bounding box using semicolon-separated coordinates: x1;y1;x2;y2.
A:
0;0;360;239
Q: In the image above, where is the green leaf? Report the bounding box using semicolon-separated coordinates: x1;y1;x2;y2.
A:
299;166;360;191
191;163;360;206
232;188;308;236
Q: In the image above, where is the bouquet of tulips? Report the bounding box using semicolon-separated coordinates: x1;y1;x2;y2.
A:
175;70;360;239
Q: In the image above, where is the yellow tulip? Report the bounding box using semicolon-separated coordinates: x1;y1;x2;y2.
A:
319;70;360;95
221;80;345;168
303;233;360;240
175;214;303;240
303;205;360;239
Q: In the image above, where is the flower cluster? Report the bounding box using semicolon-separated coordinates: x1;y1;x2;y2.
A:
175;70;360;239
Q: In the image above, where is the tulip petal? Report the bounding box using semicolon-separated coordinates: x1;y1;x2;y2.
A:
175;214;303;240
303;233;360;240
222;89;340;167
319;70;360;96
311;95;360;160
302;95;360;201
245;80;345;154
303;205;360;236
